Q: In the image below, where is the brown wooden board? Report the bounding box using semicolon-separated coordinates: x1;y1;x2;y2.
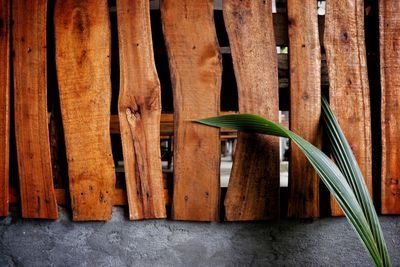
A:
54;0;115;221
116;0;166;220
287;0;321;218
0;0;9;217
223;0;280;221
380;1;400;214
324;0;372;216
13;0;58;219
161;0;222;221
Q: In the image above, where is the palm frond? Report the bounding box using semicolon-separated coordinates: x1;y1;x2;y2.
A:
195;99;391;267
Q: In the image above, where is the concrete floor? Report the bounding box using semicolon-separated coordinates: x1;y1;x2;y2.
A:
0;207;399;267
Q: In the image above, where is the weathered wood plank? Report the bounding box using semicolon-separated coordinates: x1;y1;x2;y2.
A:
116;0;166;220
287;0;321;218
324;0;372;216
380;1;400;214
54;0;115;221
161;0;222;221
223;0;280;221
0;0;10;217
13;0;58;219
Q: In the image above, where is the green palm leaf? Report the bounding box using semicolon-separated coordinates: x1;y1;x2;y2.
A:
195;97;391;267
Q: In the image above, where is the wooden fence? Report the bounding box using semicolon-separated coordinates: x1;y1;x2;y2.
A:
0;0;398;221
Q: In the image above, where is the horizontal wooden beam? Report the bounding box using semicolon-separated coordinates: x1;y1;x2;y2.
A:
110;112;238;136
9;187;170;207
111;5;324;47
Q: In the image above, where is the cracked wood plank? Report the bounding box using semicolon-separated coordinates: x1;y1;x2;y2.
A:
0;0;9;217
223;0;280;221
324;0;373;216
287;0;321;218
161;0;222;221
380;1;400;214
116;0;166;220
55;0;115;221
12;0;58;219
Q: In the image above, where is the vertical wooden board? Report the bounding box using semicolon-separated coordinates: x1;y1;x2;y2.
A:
324;0;372;216
0;0;9;217
54;0;115;221
12;0;58;219
223;0;280;221
380;1;400;214
287;0;321;218
116;0;166;220
161;0;222;221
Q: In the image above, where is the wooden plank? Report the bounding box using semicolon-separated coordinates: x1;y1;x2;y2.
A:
223;0;280;221
287;0;321;218
380;1;400;214
161;0;222;221
13;0;58;219
0;0;9;217
324;0;372;216
54;0;115;221
116;0;166;220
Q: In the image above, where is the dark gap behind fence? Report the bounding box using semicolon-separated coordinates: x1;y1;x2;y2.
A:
364;0;382;214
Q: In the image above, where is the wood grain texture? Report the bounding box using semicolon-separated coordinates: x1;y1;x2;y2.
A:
116;0;166;220
161;0;222;221
324;0;372;216
12;0;58;219
0;0;9;217
380;1;400;214
223;0;280;221
54;0;115;221
287;0;321;218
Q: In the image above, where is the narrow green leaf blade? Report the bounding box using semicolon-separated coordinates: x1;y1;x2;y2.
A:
197;114;290;138
322;96;391;267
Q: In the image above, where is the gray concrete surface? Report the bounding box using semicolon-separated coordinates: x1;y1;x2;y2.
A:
0;207;399;267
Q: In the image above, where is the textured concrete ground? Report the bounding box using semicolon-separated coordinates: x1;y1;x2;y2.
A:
0;207;399;267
